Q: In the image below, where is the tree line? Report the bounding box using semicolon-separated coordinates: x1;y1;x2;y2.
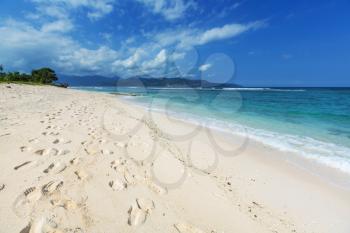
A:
0;65;68;87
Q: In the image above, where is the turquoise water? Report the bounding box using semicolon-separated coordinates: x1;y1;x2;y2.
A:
73;86;350;174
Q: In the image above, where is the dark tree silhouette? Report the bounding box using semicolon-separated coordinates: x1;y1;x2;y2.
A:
0;66;66;87
31;68;58;84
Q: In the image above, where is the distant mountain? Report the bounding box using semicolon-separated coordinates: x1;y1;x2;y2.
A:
58;75;119;86
58;75;241;88
116;77;242;88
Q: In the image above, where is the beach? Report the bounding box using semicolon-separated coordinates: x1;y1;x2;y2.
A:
1;83;350;233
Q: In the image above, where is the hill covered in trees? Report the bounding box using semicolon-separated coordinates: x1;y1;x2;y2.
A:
0;65;67;87
116;77;242;88
58;75;241;88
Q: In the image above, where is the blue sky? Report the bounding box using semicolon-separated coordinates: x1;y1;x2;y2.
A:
0;0;349;86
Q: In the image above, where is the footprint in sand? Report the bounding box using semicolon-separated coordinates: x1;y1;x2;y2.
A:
123;169;138;185
52;138;71;145
50;197;77;210
112;160;139;185
43;162;67;174
114;141;126;148
13;179;63;217
34;148;58;156
174;223;208;233
98;139;108;145
58;149;70;156
13;187;42;217
74;170;88;180
127;198;155;226
108;175;127;191
14;161;33;170
52;139;60;144
70;157;81;165
20;146;33;152
136;198;155;212
21;216;61;233
28;138;39;143
49;131;60;136
110;159;125;170
101;149;113;155
147;181;168;195
41;180;64;195
34;149;45;156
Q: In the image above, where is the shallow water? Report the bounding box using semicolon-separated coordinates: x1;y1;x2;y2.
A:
73;86;350;174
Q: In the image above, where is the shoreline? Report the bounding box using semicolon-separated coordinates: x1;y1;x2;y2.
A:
119;95;350;190
1;83;350;233
74;86;350;183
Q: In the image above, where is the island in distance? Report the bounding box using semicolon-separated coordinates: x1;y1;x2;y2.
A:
58;75;242;88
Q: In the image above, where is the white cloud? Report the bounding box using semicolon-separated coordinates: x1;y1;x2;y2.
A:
142;49;167;69
38;5;68;19
0;17;264;77
0;0;266;78
87;1;114;21
0;20;69;70
153;21;265;49
56;46;119;74
198;63;211;72
31;0;116;21
113;49;145;69
217;2;243;18
41;19;74;33
0;18;264;77
111;48;169;77
136;0;196;21
0;19;119;76
197;22;263;45
116;21;264;76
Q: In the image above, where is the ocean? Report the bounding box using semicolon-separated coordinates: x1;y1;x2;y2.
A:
73;86;350;175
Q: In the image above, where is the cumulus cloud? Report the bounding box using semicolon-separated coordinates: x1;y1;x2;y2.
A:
0;20;75;70
114;21;263;76
136;0;196;21
0;19;119;76
113;49;145;69
0;19;264;77
0;0;266;78
0;18;264;77
56;46;119;75
142;49;167;69
198;63;211;72
86;1;114;21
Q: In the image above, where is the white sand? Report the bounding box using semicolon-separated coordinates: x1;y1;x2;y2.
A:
1;83;350;233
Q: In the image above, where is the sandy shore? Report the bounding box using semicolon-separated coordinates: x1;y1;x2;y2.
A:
1;84;350;233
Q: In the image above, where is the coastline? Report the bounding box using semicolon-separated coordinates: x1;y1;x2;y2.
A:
75;86;350;179
1;83;350;233
120;96;350;190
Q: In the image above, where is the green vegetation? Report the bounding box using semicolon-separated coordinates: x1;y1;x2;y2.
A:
0;65;68;87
